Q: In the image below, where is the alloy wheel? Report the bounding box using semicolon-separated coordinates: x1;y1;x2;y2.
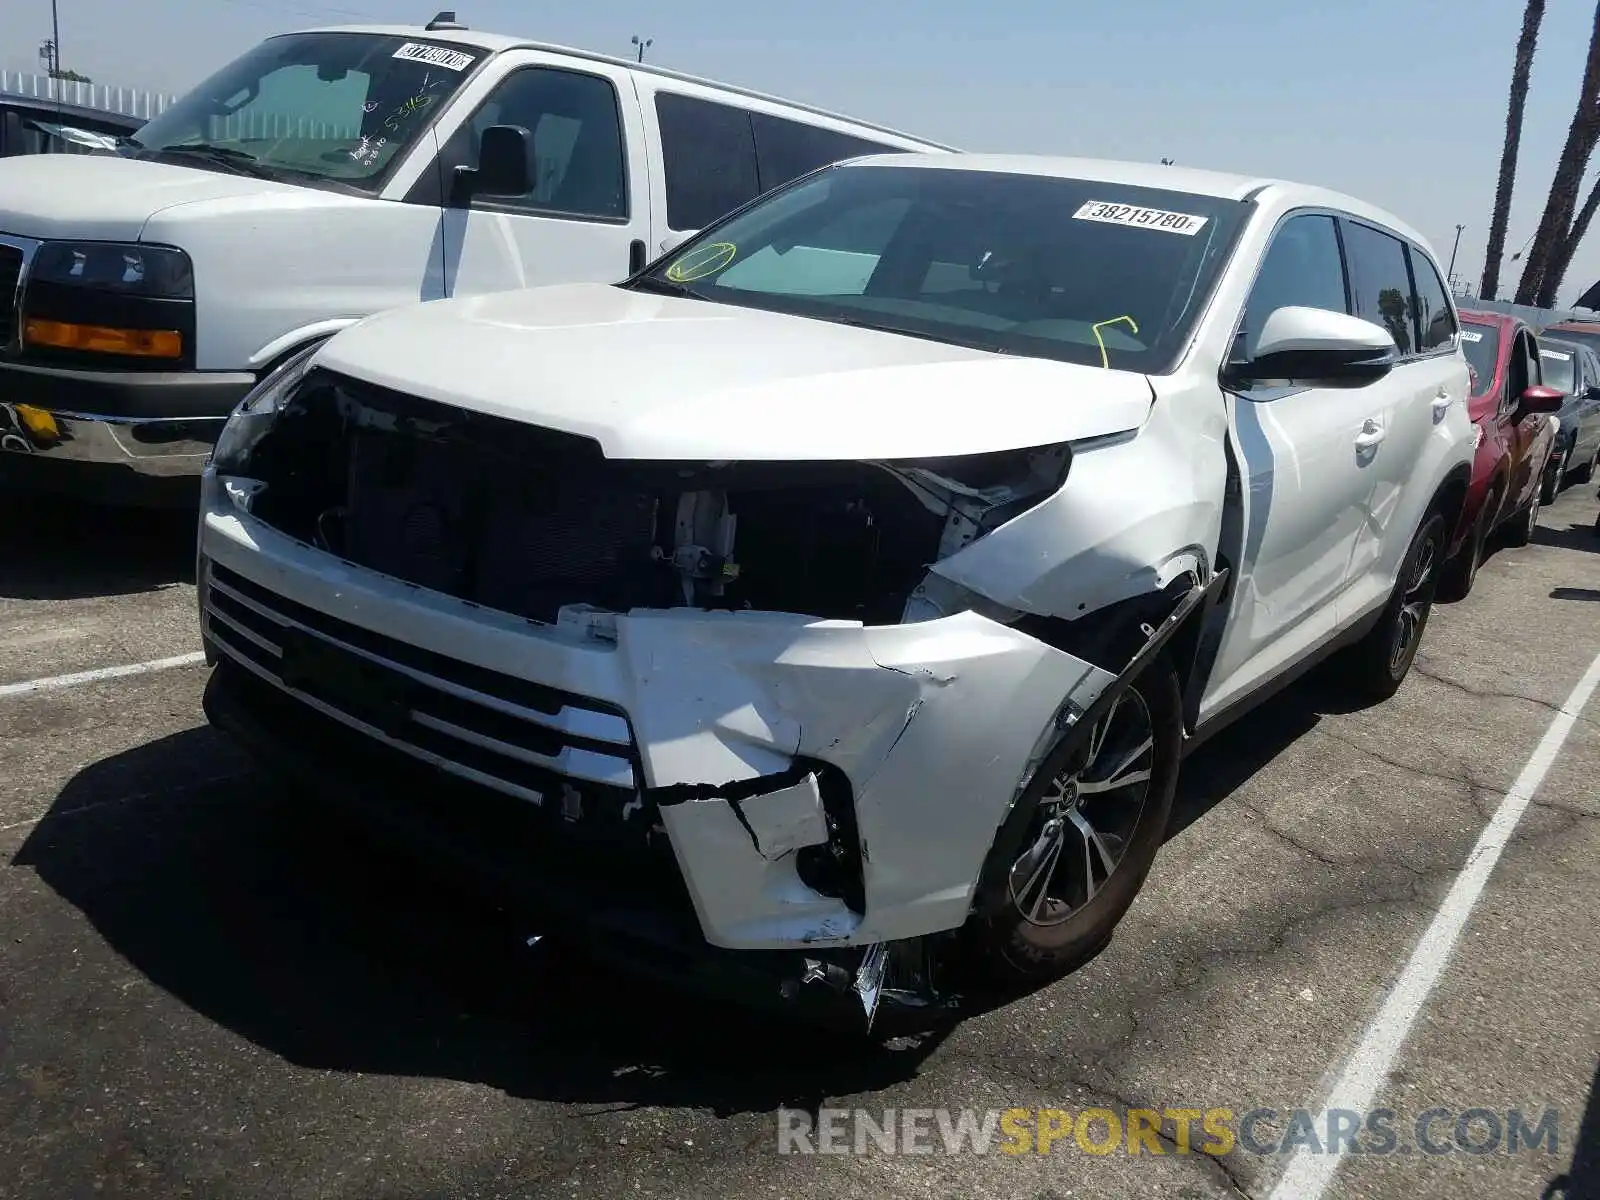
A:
1008;689;1155;927
1389;531;1439;675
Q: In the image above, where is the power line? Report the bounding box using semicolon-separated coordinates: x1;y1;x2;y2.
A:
212;0;389;24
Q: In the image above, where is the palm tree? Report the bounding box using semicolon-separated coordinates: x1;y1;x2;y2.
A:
1517;1;1600;305
1539;173;1600;306
1481;0;1546;300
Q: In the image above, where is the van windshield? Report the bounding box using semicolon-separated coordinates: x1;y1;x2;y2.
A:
633;162;1250;374
124;31;485;191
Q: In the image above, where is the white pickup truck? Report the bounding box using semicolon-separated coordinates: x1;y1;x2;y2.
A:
0;13;951;501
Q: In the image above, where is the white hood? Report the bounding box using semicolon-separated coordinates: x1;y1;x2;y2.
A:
315;283;1157;461
0;153;306;242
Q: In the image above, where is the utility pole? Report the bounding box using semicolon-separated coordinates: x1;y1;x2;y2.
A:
1447;223;1464;282
50;0;61;77
631;34;652;62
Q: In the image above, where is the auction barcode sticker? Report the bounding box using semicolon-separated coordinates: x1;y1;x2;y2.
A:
1459;330;1483;342
1072;201;1209;235
1542;349;1572;360
392;42;477;70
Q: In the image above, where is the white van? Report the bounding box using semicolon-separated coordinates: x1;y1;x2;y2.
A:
0;13;954;499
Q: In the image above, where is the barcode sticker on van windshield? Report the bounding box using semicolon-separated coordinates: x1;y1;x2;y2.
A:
1072;201;1209;235
392;42;476;71
1542;349;1572;360
1459;330;1483;342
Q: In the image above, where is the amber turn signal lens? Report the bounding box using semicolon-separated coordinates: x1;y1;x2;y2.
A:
23;318;182;358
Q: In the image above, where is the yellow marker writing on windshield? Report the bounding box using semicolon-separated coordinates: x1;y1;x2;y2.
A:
666;241;737;283
1091;315;1139;369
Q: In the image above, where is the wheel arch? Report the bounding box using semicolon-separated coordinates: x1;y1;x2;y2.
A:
255;332;335;382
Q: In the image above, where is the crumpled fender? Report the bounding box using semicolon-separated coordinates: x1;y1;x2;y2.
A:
614;609;1116;948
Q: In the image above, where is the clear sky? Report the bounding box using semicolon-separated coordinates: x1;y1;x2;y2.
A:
6;0;1600;306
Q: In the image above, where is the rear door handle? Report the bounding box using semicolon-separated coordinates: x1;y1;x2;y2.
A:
1432;389;1452;417
1354;418;1387;450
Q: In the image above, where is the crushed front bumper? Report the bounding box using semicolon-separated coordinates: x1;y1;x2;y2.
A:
197;471;1118;959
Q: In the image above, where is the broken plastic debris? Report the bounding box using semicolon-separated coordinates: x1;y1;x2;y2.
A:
854;942;891;1030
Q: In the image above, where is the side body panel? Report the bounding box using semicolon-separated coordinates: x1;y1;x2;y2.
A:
399;48;655;296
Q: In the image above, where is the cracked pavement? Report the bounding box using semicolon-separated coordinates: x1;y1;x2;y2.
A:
1;484;1597;1200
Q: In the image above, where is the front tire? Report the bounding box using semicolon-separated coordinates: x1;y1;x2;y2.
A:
974;656;1183;984
1437;500;1489;603
1576;441;1600;485
1334;510;1446;703
1540;442;1571;505
1505;483;1542;547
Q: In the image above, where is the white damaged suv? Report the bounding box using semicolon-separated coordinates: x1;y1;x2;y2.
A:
196;153;1475;1029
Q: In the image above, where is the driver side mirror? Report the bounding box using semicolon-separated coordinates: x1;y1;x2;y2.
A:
1227;305;1398;388
1585;383;1600;402
450;124;534;205
1517;385;1565;415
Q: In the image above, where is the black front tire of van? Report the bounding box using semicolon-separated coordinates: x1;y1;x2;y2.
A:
971;656;1183;984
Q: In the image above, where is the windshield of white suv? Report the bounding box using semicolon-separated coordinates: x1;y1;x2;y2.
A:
1539;343;1578;393
124;32;485;191
632;163;1251;373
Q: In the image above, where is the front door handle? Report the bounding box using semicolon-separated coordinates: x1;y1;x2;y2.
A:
1354;418;1387;450
1432;389;1452;418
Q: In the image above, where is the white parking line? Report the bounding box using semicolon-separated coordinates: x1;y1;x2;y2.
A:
1268;647;1600;1200
0;651;207;700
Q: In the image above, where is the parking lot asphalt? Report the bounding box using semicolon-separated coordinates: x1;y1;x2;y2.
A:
1;484;1597;1200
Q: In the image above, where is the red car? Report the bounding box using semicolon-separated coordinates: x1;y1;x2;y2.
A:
1442;308;1564;598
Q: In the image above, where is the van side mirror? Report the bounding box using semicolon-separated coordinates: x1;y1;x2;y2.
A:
1585;383;1600;402
451;124;534;204
1517;385;1565;415
1227;305;1397;388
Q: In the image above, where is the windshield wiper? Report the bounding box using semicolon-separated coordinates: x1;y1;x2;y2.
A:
824;313;1013;353
623;276;707;300
152;143;272;177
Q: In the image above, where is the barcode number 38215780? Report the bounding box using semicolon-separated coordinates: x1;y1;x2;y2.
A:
1072;201;1210;236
